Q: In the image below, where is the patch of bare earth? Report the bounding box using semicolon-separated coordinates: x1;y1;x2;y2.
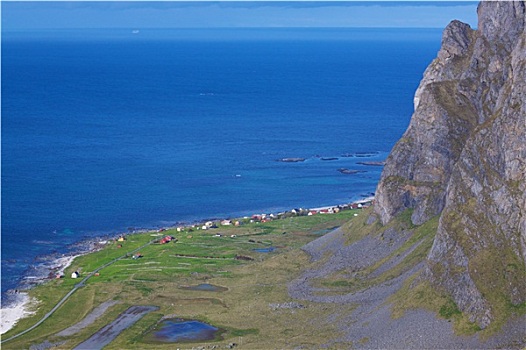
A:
73;305;158;350
56;300;120;337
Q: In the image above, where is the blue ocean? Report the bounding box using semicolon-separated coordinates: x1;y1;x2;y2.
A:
1;28;441;302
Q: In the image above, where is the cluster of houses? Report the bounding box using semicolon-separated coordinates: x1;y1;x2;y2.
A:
168;199;374;233
61;198;374;280
104;200;375;242
309;202;370;215
248;201;372;222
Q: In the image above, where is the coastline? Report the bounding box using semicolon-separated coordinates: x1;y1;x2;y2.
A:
0;241;107;334
1;254;89;335
1;293;36;335
0;197;374;335
15;243;106;293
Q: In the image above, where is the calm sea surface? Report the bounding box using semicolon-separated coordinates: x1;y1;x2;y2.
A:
1;28;441;302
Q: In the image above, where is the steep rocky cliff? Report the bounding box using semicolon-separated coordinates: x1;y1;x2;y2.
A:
374;1;525;329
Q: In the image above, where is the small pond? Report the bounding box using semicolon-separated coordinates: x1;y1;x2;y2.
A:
181;283;228;292
252;247;276;253
144;319;222;343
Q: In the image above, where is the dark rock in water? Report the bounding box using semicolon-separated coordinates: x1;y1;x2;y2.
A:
321;157;339;161
357;161;386;166
354;152;380;157
337;168;366;175
341;151;379;158
277;157;305;163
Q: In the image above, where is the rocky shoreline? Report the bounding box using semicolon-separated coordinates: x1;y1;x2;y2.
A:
14;239;109;294
337;168;367;175
1;238;111;334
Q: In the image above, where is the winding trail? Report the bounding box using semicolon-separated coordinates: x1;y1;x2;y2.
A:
1;238;159;344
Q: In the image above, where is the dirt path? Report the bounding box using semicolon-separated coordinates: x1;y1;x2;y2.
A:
73;305;158;350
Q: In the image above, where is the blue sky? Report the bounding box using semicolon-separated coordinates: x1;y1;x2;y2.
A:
2;1;479;30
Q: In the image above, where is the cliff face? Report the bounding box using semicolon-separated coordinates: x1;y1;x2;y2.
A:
374;1;526;328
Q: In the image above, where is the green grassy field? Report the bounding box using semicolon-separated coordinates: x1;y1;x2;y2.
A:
4;204;521;349
2;209;360;349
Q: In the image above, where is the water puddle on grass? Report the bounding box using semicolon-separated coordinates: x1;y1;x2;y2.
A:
252;247;276;253
143;319;222;343
181;283;228;292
